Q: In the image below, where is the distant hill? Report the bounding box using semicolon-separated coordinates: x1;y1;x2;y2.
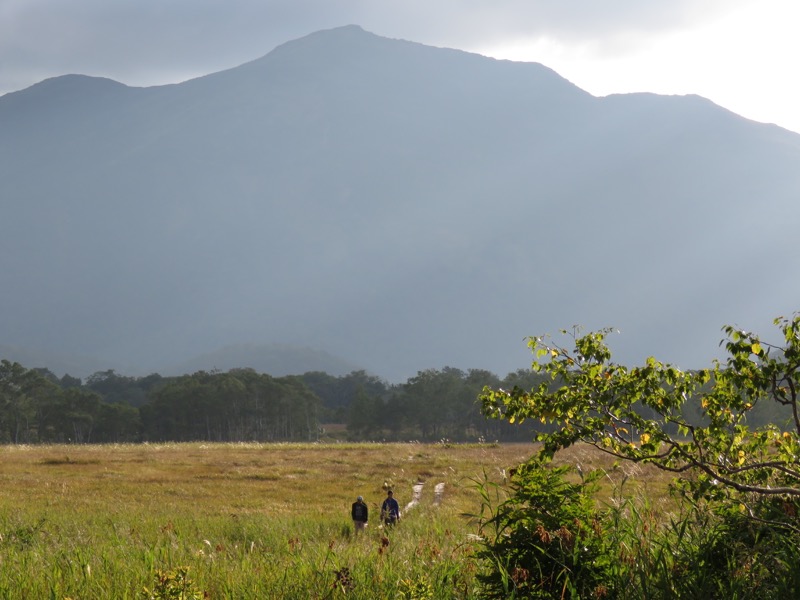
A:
0;345;124;379
0;343;362;380
2;25;800;382
164;344;362;378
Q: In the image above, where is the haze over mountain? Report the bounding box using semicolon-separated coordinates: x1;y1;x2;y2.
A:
2;25;800;381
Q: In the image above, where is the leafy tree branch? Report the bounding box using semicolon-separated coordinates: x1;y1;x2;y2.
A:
480;316;800;507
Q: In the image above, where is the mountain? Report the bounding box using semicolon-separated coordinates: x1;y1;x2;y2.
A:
165;343;362;378
2;24;800;381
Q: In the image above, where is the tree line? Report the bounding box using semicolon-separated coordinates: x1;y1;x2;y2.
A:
3;355;789;445
0;361;318;444
0;359;550;444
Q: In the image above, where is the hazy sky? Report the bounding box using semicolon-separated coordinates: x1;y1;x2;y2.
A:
2;0;798;133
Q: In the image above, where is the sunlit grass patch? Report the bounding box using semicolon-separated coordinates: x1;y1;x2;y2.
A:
0;442;541;597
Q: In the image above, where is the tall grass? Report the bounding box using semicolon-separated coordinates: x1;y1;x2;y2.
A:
0;442;534;598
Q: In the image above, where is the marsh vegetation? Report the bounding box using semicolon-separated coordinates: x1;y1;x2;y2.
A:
0;442;542;598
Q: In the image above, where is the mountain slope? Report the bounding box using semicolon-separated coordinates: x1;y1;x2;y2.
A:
2;25;800;380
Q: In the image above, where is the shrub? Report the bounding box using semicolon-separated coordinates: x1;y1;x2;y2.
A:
475;458;614;599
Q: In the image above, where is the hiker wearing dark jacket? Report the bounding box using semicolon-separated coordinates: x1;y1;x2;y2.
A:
351;496;368;533
381;490;400;526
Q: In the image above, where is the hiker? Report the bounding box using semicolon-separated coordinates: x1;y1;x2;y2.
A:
381;489;400;526
351;495;368;533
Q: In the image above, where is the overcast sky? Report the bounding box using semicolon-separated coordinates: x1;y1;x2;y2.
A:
2;0;798;133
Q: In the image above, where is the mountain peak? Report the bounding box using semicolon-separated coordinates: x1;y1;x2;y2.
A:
0;74;131;124
18;74;128;98
208;24;583;108
248;23;400;67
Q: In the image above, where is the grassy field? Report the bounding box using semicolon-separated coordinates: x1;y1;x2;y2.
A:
0;442;554;599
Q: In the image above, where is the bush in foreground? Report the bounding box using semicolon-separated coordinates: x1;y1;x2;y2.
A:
478;315;800;598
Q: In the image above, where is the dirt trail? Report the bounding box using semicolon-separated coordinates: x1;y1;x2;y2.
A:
404;482;424;512
433;482;445;505
403;481;445;513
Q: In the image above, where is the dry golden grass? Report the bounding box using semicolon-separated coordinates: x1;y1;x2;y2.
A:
0;441;679;530
0;442;540;519
543;445;681;531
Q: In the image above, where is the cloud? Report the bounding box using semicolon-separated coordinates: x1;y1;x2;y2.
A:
0;1;343;90
0;0;749;93
328;1;750;53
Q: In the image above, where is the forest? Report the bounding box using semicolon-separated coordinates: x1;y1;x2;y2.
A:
0;356;793;445
0;359;545;444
